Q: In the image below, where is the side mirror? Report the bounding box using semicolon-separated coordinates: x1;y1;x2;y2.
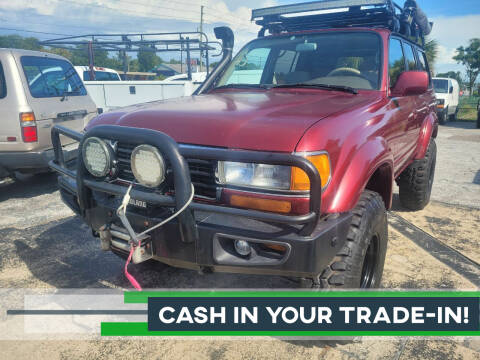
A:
449;86;454;94
391;71;429;97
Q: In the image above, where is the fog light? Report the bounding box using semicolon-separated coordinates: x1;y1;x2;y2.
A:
234;240;251;256
131;144;165;188
82;137;112;178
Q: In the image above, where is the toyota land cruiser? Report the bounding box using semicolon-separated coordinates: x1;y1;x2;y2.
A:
50;0;438;289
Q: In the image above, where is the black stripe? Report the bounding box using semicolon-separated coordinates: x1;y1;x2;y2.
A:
7;310;148;315
389;213;480;287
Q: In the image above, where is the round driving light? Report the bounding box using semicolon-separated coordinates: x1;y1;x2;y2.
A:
131;144;165;188
82;137;111;178
234;240;251;256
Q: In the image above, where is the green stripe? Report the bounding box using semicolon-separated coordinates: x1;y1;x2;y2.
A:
101;322;480;337
124;291;480;304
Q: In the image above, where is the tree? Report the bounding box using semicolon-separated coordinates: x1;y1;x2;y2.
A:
0;34;42;51
424;38;438;70
435;71;464;89
137;49;163;72
453;38;480;95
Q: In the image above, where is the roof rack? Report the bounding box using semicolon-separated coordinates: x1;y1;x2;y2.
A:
252;0;429;46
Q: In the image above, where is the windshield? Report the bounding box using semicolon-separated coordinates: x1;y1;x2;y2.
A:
83;71;121;81
216;32;382;91
21;56;87;98
433;79;449;94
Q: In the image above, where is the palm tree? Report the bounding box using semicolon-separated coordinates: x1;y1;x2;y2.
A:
424;38;439;70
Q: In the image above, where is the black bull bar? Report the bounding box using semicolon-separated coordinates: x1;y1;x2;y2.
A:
49;125;322;241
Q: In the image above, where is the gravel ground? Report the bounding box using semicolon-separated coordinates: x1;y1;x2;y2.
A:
0;122;479;359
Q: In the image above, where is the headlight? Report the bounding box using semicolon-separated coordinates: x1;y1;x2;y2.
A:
82;137;112;178
217;162;291;190
436;99;445;105
217;153;331;191
131;145;165;188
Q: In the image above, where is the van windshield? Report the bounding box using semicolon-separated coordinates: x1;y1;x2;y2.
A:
21;56;87;98
433;79;449;94
215;32;382;91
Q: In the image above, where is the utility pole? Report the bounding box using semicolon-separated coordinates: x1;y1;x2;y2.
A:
199;5;204;73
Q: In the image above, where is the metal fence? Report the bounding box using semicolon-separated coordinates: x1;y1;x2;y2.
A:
457;96;479;121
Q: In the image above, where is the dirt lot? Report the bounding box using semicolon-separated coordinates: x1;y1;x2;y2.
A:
0;122;479;359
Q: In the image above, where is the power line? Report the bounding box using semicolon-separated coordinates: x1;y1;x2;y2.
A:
0;26;72;37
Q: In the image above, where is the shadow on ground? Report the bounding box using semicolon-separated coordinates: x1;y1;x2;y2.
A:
0;172;58;202
8;217;295;289
440;121;477;130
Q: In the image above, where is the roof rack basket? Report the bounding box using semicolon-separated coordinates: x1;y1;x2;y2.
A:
252;0;431;46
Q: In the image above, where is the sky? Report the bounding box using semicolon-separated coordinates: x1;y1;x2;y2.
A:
0;0;479;74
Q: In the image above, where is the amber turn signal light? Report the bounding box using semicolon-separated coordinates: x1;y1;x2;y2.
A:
291;153;331;190
230;195;292;214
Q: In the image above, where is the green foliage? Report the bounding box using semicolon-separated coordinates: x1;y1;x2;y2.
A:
424;38;438;69
137;50;163;72
453;38;480;94
0;34;42;51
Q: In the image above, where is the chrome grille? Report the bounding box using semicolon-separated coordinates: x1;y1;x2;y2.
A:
116;143;217;199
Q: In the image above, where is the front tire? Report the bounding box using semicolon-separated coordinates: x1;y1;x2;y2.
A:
398;140;437;211
438;108;447;125
303;191;388;289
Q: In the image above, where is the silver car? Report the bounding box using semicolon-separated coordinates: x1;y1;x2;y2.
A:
0;48;97;178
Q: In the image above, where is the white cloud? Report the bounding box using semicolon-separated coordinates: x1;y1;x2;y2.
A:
430;14;480;74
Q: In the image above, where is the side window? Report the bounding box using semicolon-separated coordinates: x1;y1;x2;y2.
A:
416;49;432;87
0;62;6;99
225;48;271;85
388;38;406;88
403;43;417;71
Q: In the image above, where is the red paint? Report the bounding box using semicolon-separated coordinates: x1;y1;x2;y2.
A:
86;28;437;214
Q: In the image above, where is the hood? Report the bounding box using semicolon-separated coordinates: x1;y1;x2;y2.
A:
87;89;377;152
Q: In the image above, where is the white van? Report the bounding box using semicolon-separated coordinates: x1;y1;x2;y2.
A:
0;49;97;178
433;77;460;124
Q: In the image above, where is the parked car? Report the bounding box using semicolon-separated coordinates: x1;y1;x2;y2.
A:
433;77;459;124
0;49;97;179
50;0;438;289
74;66;122;81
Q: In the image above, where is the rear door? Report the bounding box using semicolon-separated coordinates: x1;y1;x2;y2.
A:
17;55;96;150
400;41;423;158
414;47;436;131
386;37;416;172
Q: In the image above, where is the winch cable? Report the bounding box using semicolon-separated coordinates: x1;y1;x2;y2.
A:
116;183;195;291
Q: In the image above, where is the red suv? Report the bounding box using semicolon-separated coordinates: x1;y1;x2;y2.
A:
50;1;438;288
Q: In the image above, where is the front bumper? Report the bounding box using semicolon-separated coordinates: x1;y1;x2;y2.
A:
50;125;352;278
0;143;78;171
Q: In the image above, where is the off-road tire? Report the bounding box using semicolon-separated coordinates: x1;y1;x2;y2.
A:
302;191;388;289
398;140;437;211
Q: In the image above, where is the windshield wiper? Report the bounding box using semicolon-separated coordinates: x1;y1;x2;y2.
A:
214;83;271;90
272;83;358;95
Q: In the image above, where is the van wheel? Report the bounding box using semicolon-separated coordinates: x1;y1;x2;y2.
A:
438;108;447;125
449;108;458;122
302;191;388;289
398;140;436;211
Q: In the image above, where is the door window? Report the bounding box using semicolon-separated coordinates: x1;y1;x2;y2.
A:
0;62;6;99
403;44;417;71
388;38;406;88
